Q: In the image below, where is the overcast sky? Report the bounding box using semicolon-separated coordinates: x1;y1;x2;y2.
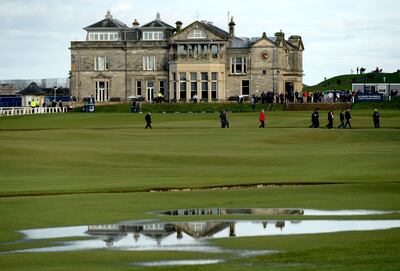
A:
0;0;399;85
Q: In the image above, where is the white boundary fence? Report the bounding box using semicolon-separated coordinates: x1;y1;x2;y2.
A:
0;107;68;116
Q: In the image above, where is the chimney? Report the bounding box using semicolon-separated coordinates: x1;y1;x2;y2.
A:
175;21;182;32
289;35;300;45
105;10;113;20
132;19;140;28
275;30;285;45
275;30;285;39
229;17;235;37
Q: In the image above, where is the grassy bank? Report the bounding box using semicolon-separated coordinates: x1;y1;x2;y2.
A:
304;71;400;91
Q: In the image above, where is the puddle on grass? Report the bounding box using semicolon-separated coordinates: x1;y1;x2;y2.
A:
4;219;400;255
132;259;225;267
152;208;398;216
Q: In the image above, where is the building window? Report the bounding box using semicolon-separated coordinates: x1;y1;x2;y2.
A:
180;72;187;100
88;32;120;41
242;80;250;95
143;31;164;41
190;72;198;98
95;81;109;102
188;29;206;39
172;73;177;100
146;80;155;102
201;72;208;100
211;45;219;58
263;69;267;75
231;57;247;74
94;56;108;71
211;72;218;99
143;56;156;71
159;80;166;95
136;81;142;96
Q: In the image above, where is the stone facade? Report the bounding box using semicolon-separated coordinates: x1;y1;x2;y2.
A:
70;11;304;102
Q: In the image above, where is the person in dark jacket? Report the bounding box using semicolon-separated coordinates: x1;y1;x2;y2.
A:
344;108;352;128
326;110;334;129
224;111;229;128
220;111;226;128
145;112;152;129
309;108;319;128
372;109;380;128
338;109;345;128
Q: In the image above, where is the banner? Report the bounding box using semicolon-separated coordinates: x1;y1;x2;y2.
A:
355;93;384;102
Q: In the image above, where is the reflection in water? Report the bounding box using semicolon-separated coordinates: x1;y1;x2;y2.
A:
153;208;398;216
132;259;225;267
4;219;399;254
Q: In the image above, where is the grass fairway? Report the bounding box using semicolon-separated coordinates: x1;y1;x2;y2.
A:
0;109;399;270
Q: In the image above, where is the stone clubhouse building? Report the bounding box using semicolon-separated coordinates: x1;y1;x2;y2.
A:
70;11;304;102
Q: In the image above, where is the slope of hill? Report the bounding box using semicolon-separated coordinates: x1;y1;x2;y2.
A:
304;71;400;92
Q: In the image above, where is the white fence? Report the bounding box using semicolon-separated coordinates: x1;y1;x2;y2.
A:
0;107;68;116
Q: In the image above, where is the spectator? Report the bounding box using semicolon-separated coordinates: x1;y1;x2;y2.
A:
372;109;380;128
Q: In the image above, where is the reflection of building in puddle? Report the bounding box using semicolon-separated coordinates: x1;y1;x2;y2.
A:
86;220;284;247
157;208;304;216
141;223;176;246
261;221;286;230
175;221;235;238
275;221;285;230
9;220;400;254
87;224;128;247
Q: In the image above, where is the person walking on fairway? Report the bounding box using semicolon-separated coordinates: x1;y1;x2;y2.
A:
344;108;352;128
338;109;345;128
224;111;229;128
145;112;152;129
372;109;380;128
309;108;319;128
326;110;334;129
220;111;229;128
259;109;265;128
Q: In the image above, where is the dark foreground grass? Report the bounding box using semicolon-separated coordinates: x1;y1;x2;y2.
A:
0;110;399;270
1;229;400;271
0;183;400;270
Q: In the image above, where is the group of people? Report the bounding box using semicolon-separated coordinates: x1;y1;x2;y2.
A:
249;90;355;105
309;108;380;129
30;99;63;108
143;108;381;129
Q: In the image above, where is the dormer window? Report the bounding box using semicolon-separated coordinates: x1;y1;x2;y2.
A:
143;31;164;41
88;32;121;41
188;29;206;39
